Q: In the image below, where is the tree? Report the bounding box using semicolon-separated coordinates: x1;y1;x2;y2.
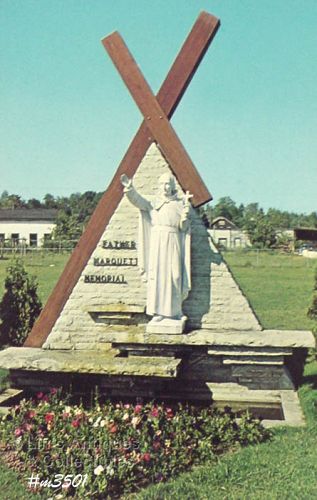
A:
213;197;240;225
27;198;42;209
52;211;83;242
244;215;277;248
43;193;58;209
0;260;42;346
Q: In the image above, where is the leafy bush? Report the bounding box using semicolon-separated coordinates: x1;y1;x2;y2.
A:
308;269;317;322
307;268;317;358
0;259;42;346
0;390;271;498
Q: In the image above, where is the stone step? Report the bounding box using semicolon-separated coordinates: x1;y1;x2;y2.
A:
222;355;284;366
97;328;315;349
0;348;181;378
206;383;281;404
207;347;292;356
0;407;10;416
0;388;24;406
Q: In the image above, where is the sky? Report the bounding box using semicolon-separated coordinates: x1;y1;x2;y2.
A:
1;0;316;213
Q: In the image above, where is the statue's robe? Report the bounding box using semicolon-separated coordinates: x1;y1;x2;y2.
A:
125;186;191;318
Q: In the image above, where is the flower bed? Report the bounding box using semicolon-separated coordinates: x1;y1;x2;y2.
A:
0;390;271;497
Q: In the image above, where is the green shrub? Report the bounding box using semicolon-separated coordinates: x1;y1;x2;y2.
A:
307;268;317;321
307;268;317;359
0;390;271;498
0;259;42;346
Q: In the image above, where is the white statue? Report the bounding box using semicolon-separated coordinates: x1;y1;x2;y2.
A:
121;172;192;329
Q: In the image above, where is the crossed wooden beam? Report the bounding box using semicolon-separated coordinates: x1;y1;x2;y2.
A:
25;12;220;347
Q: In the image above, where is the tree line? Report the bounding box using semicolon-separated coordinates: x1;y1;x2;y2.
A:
0;190;103;242
201;197;317;248
1;191;316;248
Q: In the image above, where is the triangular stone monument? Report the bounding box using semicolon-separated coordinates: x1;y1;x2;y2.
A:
0;12;314;427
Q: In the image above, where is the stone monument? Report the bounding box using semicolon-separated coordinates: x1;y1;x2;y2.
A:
0;12;314;426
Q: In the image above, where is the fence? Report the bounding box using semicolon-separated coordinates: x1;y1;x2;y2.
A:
0;238;79;258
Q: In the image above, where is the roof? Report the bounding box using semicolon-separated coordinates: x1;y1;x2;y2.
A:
294;227;317;241
0;209;58;222
210;216;238;230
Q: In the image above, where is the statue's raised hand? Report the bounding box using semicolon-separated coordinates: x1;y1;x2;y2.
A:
120;174;132;189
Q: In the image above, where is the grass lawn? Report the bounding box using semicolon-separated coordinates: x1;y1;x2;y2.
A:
0;253;69;304
224;250;315;330
0;250;316;499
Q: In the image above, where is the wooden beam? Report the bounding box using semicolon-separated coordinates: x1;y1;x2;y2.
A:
24;12;220;347
103;31;211;207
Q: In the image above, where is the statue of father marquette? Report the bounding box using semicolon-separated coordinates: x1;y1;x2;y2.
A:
121;172;191;326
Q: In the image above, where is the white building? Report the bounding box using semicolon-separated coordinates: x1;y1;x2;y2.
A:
0;209;57;247
208;216;251;249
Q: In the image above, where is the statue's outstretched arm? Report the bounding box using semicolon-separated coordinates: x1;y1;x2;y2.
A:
120;174;152;212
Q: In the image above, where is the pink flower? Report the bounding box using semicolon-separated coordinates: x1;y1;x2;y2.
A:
166;407;174;418
50;388;58;395
25;410;36;419
142;452;151;462
134;404;143;414
109;425;118;434
124;403;130;409
71;419;80;428
24;423;33;432
151;408;159;418
14;428;23;437
36;392;44;400
62;412;70;419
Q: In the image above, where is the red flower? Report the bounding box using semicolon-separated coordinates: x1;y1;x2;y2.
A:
109;425;118;434
14;428;23;437
134;404;143;414
25;410;36;419
45;413;54;423
151;408;159;418
142;452;151;462
71;419;80;428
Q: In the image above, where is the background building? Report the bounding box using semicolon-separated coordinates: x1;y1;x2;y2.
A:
208;216;251;249
0;209;57;247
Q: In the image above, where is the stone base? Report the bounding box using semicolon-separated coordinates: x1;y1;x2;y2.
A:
0;327;314;427
146;316;187;334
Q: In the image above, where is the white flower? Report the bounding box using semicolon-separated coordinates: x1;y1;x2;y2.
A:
94;465;104;476
106;465;115;477
122;413;130;421
64;405;72;413
93;416;102;428
131;416;141;428
100;419;106;427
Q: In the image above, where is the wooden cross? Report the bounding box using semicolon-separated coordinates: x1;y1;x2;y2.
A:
25;12;220;347
103;32;210;207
